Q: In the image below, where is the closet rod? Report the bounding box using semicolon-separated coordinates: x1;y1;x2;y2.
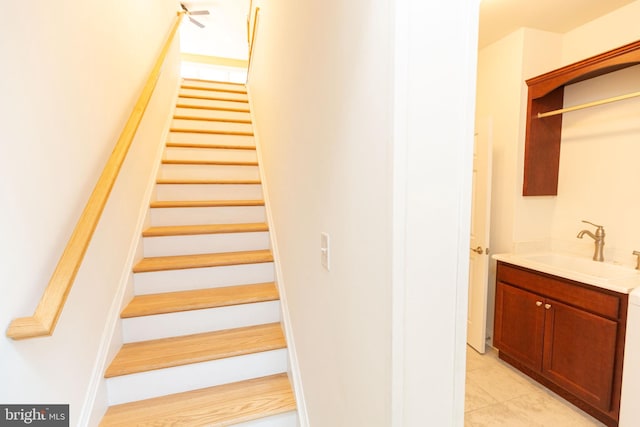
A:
537;90;640;118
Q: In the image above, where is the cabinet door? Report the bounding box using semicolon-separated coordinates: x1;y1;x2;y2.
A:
494;282;545;371
542;299;617;412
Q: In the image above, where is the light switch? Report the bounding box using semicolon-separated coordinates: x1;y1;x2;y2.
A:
320;232;330;271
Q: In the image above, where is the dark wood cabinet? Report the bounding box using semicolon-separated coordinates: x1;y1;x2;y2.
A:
523;39;640;196
494;262;628;426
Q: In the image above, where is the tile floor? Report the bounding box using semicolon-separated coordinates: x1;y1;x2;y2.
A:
465;345;607;426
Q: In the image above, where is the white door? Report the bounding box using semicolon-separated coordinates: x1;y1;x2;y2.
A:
467;117;492;353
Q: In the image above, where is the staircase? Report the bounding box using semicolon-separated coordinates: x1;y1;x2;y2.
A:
100;79;297;426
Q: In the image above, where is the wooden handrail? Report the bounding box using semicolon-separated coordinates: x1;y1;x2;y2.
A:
247;7;260;75
6;12;185;340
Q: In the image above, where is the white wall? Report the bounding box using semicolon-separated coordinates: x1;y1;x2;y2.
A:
397;2;479;424
0;1;179;425
248;0;479;425
550;1;640;264
248;1;393;424
479;0;640;342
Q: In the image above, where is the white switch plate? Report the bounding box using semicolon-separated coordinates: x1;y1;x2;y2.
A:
320;232;330;271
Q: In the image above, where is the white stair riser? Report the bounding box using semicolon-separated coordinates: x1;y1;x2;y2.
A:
174;107;251;122
158;164;260;181
150;206;266;226
232;412;298;427
156;183;263;201
134;262;275;295
179;88;248;102
143;231;270;257
164;147;257;163
171;119;253;133
177;97;248;111
106;349;288;405
122;301;282;342
168;132;255;146
182;81;246;92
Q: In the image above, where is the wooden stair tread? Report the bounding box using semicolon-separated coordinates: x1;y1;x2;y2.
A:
170;127;254;136
178;94;248;103
167;142;256;151
175;103;250;113
182;78;246;86
157;178;261;185
105;323;285;377
149;200;264;208
100;373;295;426
180;84;247;95
173;115;251;124
143;222;268;237
133;249;273;273
121;282;279;318
161;159;258;166
166;142;256;150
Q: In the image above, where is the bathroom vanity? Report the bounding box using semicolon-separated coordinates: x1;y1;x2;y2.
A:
492;253;640;426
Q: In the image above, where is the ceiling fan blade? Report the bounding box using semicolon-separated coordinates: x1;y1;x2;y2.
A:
189;10;210;15
189;16;205;28
180;3;188;12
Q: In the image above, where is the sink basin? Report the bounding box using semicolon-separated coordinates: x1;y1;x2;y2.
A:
492;252;640;293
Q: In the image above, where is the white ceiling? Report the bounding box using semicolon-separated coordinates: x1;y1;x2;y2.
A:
479;0;637;48
179;0;250;60
178;0;638;58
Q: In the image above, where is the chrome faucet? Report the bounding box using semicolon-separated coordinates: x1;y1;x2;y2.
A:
577;220;605;262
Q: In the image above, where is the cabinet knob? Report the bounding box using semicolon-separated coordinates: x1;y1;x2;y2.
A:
536;301;543;307
544;303;551;310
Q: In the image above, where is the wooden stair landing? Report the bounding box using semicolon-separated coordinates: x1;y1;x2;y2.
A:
100;373;295;427
121;282;279;318
105;323;285;378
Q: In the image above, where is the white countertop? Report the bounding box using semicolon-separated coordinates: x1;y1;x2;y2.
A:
493;252;640;294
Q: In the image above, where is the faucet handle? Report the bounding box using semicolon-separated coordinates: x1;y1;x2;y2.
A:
582;220;604;230
633;250;640;270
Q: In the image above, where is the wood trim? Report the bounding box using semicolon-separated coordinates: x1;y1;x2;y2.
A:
149;200;264;209
182;78;246;86
6;13;185;340
161;159;258;166
247;8;261;75
156;178;261;185
175;103;250;113
526;40;640;99
172;114;252;124
169;128;254;136
178;94;248;103
142;222;268;237
101;373;295;425
179;85;247;95
180;53;248;69
104;323;284;377
523;39;640;196
166;142;256;150
132;249;274;273
120;282;277;317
